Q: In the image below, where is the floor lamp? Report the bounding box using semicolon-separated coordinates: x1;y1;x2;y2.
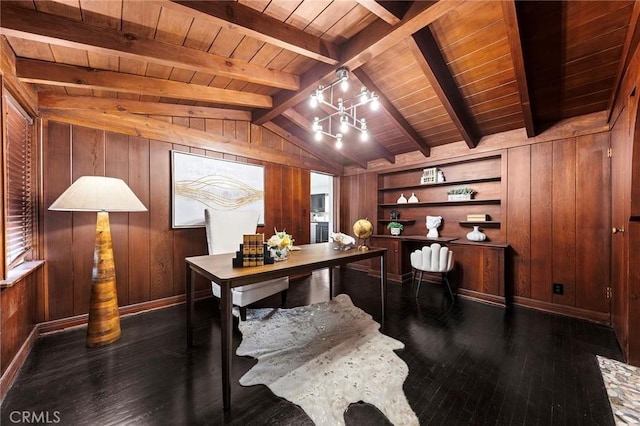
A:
49;176;147;347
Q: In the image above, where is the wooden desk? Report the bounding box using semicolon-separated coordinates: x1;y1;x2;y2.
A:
185;242;387;411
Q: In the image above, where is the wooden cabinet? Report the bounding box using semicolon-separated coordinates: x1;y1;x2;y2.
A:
369;236;403;281
376;153;504;242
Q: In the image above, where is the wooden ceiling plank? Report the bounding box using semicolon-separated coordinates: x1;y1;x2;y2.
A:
408;32;480;149
0;3;299;90
38;93;252;120
254;0;461;126
352;68;429;158
354;1;406;25
280;110;369;169
157;0;339;65
501;0;536;137
342;0;463;70
16;58;273;108
607;0;640;121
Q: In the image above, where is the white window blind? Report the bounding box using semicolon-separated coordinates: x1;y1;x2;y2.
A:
5;94;34;267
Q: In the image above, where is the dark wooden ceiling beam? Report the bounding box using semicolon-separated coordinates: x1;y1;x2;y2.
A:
40;108;332;172
355;1;409;25
353;68;430;158
37;93;252;120
16;58;272;108
502;0;536;137
0;3;299;91
281;110;369;169
408;30;480;149
158;0;339;65
253;0;461;126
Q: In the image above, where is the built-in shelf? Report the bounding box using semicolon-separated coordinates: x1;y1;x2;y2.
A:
378;219;416;224
379;176;501;192
459;221;501;228
379;199;501;208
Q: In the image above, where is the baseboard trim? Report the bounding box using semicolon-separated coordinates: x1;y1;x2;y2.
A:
0;326;38;402
457;289;506;306
512;296;610;324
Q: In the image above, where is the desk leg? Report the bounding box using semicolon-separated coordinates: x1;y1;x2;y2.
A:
220;283;233;411
329;266;334;299
380;251;387;329
186;266;195;347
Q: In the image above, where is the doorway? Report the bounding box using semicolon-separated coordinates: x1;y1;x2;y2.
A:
310;172;333;243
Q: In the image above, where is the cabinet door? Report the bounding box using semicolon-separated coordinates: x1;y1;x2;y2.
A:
449;243;505;302
370;237;401;279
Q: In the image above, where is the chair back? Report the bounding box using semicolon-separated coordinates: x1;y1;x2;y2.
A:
410;243;454;273
204;209;260;255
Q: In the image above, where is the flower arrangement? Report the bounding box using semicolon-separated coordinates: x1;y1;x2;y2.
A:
267;228;294;250
267;228;294;260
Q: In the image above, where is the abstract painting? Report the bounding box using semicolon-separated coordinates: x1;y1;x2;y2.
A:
171;151;264;228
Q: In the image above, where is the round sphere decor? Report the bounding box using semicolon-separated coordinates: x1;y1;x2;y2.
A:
353;218;373;251
466;225;487;242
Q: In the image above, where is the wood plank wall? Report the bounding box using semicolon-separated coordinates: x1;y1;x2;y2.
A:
41;119;311;322
340;131;612;321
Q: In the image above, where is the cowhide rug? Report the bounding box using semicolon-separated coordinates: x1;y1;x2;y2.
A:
236;294;419;426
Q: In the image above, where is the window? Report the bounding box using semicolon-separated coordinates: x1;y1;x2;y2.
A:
5;93;35;267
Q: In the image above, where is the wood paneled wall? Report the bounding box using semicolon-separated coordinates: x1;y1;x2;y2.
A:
340;131;612;321
42;119;311;322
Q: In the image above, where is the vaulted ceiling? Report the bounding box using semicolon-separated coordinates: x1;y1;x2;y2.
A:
1;0;638;171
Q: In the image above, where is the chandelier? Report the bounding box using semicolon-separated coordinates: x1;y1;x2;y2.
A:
309;67;380;149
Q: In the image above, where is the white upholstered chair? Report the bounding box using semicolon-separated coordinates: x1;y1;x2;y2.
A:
410;243;455;301
204;209;289;320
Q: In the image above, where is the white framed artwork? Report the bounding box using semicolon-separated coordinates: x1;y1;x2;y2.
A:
171;151;265;228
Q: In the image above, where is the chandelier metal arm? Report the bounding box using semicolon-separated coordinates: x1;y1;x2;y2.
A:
309;66;377;149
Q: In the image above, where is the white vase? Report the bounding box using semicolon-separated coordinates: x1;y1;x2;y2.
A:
408;193;419;203
397;193;407;204
466;225;486;242
390;227;401;236
270;246;289;261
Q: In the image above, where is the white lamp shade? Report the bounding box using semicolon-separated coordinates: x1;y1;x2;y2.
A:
49;176;147;212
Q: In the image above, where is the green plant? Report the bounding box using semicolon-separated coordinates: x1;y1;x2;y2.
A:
387;221;404;230
447;187;476;195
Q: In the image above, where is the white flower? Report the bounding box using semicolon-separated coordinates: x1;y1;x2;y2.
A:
267;229;294;250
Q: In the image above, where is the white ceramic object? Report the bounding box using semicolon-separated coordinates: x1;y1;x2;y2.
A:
466;225;487;242
408;193;419;203
397;193;407;204
426;215;442;238
390;227;401;236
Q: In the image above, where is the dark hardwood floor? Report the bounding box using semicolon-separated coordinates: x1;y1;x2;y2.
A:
1;268;623;425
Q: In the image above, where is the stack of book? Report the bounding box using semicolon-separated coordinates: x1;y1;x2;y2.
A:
467;214;489;222
233;234;273;267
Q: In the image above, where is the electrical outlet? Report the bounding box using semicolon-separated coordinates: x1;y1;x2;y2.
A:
553;283;564;295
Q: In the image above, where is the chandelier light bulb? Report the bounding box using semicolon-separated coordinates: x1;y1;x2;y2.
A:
315;130;323;141
312;117;320;131
340;79;349;92
340;115;349;133
336;133;343;149
370;93;380;111
359;87;369;102
360;118;368;141
310;93;318;108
